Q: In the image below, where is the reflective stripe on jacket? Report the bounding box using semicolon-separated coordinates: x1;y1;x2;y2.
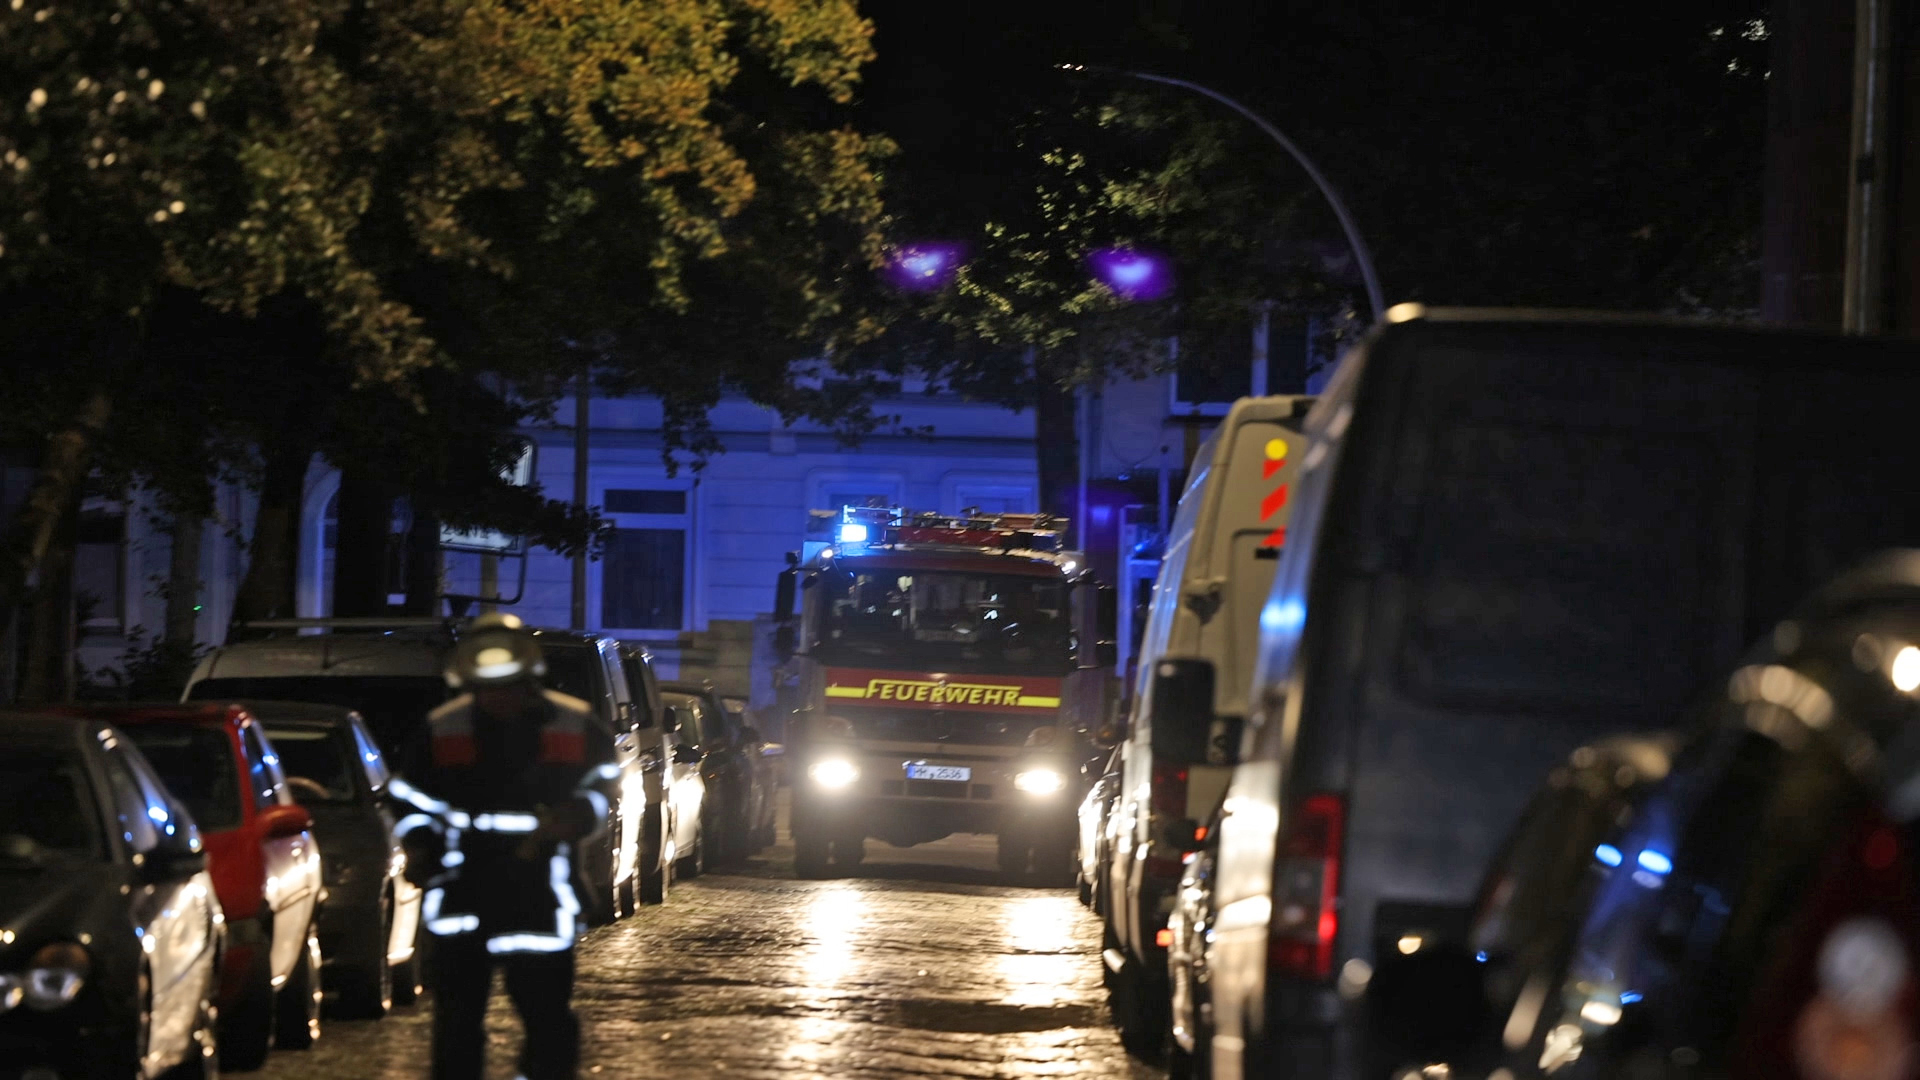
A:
394;689;615;954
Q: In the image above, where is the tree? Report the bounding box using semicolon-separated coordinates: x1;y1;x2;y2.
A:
0;0;893;646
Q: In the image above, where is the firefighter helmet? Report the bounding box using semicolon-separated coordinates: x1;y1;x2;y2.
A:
447;612;547;689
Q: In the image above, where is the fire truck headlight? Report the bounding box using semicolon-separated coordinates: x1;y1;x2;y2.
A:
808;759;860;790
1014;768;1065;796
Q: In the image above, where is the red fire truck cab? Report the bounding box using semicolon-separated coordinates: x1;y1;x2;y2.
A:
771;506;1119;880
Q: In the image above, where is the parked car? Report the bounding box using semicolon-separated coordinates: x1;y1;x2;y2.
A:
1101;394;1313;1054
1368;551;1920;1080
1203;313;1920;1080
717;694;780;852
73;703;325;1072
1076;745;1122;911
617;642;680;904
658;690;714;878
665;680;775;864
183;618;663;924
0;712;223;1079
1166;810;1222;1080
246;700;425;1018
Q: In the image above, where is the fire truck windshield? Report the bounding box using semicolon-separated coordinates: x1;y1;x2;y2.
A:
815;567;1073;673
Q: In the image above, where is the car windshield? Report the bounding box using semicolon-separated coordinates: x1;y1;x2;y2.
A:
540;644;604;707
262;725;358;803
0;748;102;862
189;676;449;765
119;724;243;830
816;567;1073;674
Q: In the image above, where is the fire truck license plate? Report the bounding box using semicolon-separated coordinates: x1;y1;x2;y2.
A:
905;763;971;782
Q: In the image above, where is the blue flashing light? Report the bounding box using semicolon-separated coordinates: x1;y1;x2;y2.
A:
1475;951;1488;963
1260;599;1306;634
1636;849;1673;876
1619;991;1643;1005
1594;844;1624;868
837;523;869;544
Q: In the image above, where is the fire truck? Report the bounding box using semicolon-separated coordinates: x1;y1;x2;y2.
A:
770;506;1120;881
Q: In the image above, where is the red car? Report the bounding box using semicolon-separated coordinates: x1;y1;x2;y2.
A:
67;704;326;1071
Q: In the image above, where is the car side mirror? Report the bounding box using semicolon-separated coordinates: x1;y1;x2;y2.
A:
141;846;208;882
672;743;702;765
1364;943;1491;1069
260;804;314;839
1148;658;1216;763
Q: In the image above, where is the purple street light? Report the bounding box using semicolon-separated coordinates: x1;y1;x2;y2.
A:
884;242;966;292
1087;247;1173;302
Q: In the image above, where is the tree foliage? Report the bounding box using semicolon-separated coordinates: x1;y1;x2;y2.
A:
0;0;892;638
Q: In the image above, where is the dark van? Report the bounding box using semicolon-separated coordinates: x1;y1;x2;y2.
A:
1189;310;1920;1079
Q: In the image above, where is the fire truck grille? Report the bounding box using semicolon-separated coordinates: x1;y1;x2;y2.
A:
842;709;1050;746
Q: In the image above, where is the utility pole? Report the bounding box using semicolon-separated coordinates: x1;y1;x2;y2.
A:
570;370;589;630
1844;0;1896;333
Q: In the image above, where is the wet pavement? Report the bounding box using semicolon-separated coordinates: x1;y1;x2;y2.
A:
258;796;1155;1079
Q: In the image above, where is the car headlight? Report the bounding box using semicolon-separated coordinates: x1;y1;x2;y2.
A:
807;759;860;789
23;941;90;1010
1014;767;1065;795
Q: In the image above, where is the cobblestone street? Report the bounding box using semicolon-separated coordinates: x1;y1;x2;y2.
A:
258;802;1154;1080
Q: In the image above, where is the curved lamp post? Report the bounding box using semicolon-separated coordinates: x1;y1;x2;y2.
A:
1058;64;1386;324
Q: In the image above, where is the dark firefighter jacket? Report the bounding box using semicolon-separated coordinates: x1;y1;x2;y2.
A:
391;689;618;955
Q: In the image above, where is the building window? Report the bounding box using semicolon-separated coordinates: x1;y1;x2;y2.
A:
598;486;690;633
606;489;687;515
602;527;686;630
74;510;125;633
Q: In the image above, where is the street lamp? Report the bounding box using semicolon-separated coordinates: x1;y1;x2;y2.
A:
1057;64;1386;324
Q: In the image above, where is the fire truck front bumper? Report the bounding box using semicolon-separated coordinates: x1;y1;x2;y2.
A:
791;748;1078;847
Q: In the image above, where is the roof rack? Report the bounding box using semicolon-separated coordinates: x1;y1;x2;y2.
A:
804;504;1066;554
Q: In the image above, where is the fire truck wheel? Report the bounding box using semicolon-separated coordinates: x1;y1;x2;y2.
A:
830;833;865;868
997;830;1033;877
795;832;832;879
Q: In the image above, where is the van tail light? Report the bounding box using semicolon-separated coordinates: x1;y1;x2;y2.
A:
1145;758;1191;879
1269;793;1346;981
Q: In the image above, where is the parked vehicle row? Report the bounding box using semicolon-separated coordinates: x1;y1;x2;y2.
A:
1079;310;1920;1080
0;615;776;1076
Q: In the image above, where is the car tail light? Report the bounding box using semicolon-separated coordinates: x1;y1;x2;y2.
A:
1144;759;1191;879
1269;793;1345;981
1150;759;1189;816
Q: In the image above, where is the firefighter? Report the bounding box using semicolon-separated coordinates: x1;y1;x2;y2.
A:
390;613;617;1080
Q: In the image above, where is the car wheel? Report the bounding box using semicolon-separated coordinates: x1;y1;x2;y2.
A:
1035;836;1078;888
678;825;706;879
390;928;424;1008
331;900;393;1020
161;991;221;1080
829;832;864;869
218;933;274;1072
273;923;322;1051
997;829;1032;877
639;804;671;904
1109;956;1169;1063
794;829;831;879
